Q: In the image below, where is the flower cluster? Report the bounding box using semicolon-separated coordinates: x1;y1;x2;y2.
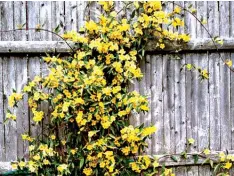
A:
8;1;189;175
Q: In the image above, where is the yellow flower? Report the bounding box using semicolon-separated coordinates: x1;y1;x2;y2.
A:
43;159;50;165
11;163;18;170
225;59;233;67
142;126;157;136
18;161;26;169
76;111;83;124
174;6;181;13
219;152;226;162
29;145;35;151
50;135;56;140
159;43;165;49
21;134;28;140
121;146;130;155
100;161;105;168
6;112;16;120
152;160;159;168
140;104;149;111
112;86;121;94
57;164;68;173
32;110;44;123
203;148;210;155
70;149;77;155
224;162;232;169
61;140;66;145
33;155;40;161
133;2;139;9
188;138;195;145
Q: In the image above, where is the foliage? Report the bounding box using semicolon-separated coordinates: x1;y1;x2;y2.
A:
6;1;229;176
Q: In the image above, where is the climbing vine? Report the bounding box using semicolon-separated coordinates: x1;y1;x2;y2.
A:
5;1;233;176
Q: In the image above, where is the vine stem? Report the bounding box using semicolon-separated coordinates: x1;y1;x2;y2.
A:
0;28;76;53
169;1;234;72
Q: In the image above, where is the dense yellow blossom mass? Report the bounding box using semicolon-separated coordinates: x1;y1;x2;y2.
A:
8;1;192;175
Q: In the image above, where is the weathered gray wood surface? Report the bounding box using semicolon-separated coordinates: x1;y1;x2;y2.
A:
0;1;233;175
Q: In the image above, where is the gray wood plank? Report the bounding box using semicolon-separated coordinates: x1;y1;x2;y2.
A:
3;57;17;161
209;53;221;151
39;1;52;41
65;1;78;31
1;1;14;41
151;55;163;154
15;57;28;159
27;1;40;41
219;2;230;37
77;1;86;30
197;53;210;176
207;1;219;37
175;166;187;176
1;1;17;162
196;1;208;38
174;54;186;154
162;54;173;153
13;1;27;41
145;55;152;154
220;53;231;151
184;1;196;39
51;2;65;40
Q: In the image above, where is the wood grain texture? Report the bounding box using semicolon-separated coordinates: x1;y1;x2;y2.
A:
0;2;233;176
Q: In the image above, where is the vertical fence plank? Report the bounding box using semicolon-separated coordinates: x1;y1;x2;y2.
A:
209;53;221;151
219;0;231;152
65;1;78;32
220;53;231;151
14;1;27;41
174;54;187;175
162;55;174;153
52;2;65;40
197;53;211;175
1;1;17;162
39;1;52;41
175;54;186;153
14;1;28;160
151;55;163;154
27;2;40;41
3;57;17;161
77;1;86;30
185;53;199;174
15;58;28;159
184;1;196;39
145;55;151;154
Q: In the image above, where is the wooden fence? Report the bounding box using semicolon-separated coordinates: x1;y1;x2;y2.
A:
0;1;234;175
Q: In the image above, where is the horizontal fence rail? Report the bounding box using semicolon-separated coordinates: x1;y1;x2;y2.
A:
0;38;233;54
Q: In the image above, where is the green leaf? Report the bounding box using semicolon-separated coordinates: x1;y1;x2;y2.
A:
53;24;61;34
180;151;187;159
209;159;214;168
213;163;221;175
79;157;84;169
171;155;178;162
193;154;199;164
